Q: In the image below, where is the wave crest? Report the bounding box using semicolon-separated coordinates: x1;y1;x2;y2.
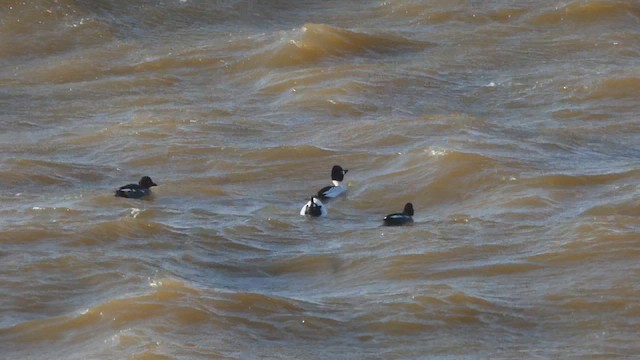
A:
243;23;428;68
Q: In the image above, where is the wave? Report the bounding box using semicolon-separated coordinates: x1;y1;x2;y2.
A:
264;254;343;276
383;253;540;281
582;200;640;217
410;151;517;206
0;159;109;187
0;0;114;59
528;217;640;267
377;1;530;25
522;169;640;188
0;278;337;346
0;278;203;355
16;42;230;85
240;144;335;162
240;23;429;69
585;76;640;101
529;233;640;266
354;288;534;336
562;75;640;104
0;226;69;244
529;0;640;26
254;64;454;118
77;218;181;245
2;211;185;246
546;293;631;314
255;64;375;95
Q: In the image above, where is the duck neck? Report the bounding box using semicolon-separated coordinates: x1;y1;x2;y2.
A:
332;180;343;187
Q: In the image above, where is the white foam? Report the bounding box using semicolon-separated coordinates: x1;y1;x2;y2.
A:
130;208;142;218
429;148;447;157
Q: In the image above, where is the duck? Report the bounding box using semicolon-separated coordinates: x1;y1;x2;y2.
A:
115;176;157;199
299;196;327;217
383;203;414;226
317;165;348;200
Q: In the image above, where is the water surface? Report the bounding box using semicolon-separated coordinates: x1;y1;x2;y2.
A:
2;0;640;358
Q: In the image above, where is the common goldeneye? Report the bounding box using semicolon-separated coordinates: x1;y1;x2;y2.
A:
299;196;327;217
115;176;157;199
317;165;348;199
383;202;414;226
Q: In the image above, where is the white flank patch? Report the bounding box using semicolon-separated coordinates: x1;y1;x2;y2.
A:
322;184;347;198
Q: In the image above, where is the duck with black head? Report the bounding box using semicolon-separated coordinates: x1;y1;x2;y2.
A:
317;165;348;200
115;176;157;199
383;203;414;226
300;196;327;217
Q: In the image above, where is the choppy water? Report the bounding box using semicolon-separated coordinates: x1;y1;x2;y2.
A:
2;0;640;358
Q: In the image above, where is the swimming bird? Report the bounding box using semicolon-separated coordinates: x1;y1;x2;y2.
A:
317;165;348;200
383;203;414;226
115;176;157;199
300;196;327;217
